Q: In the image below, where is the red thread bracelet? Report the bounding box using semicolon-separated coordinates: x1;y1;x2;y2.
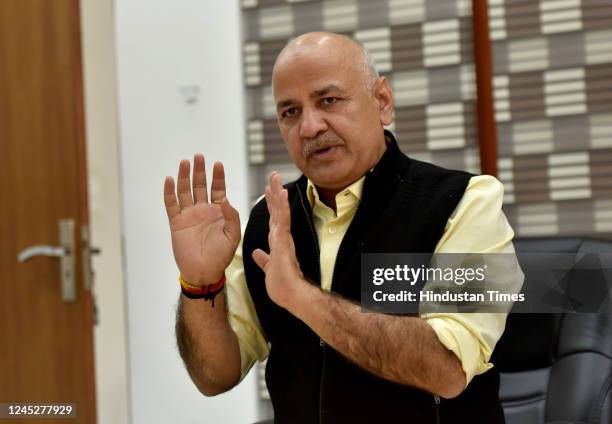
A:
179;274;226;306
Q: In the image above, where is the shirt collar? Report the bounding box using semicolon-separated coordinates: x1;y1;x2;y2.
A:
302;129;398;216
306;176;365;218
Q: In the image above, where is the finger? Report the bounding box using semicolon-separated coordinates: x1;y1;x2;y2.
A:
278;188;291;232
192;153;208;204
271;172;284;194
269;173;288;229
269;190;292;249
220;197;241;243
252;248;270;271
266;185;280;231
163;176;181;220
268;172;280;206
267;172;283;221
264;185;274;222
177;159;194;208
271;173;285;220
210;162;226;203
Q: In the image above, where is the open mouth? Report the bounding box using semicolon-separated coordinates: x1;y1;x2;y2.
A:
310;146;339;160
311;145;340;158
315;147;333;154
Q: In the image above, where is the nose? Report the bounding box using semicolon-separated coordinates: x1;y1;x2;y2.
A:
298;107;328;139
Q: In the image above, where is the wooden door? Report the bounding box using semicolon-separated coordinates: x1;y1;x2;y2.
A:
0;1;96;423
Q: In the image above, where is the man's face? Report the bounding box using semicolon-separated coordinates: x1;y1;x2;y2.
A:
272;41;393;191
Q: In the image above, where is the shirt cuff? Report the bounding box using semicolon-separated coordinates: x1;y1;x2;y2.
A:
228;312;270;381
423;315;494;387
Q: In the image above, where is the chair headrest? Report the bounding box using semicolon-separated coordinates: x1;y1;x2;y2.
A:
493;237;612;371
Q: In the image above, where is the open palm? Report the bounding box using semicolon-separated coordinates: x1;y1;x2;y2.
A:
164;155;241;286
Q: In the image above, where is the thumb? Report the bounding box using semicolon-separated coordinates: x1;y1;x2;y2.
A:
252;248;270;271
220;197;240;240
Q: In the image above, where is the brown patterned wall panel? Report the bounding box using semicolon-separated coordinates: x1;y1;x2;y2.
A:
548;32;585;70
258;0;287;7
243;9;260;40
509;71;546;120
504;0;541;39
489;0;612;237
357;0;390;28
463;100;477;146
551;115;591;152
590;148;612;198
497;123;513;156
244;1;481;205
393;105;427;152
427;67;462;102
459;16;474;63
585;63;612;82
259;40;288;86
507;98;545;119
425;1;461;20
586;63;612;113
491;41;509;75
590;184;612;199
390;24;423;71
512;154;550;203
263;118;289;163
430;149;469;170
292;2;324;36
582;0;612;29
557;199;595;235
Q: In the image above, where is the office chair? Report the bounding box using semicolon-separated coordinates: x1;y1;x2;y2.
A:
493;237;612;424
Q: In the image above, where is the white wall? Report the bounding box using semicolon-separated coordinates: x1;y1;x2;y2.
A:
114;1;257;423
81;0;130;423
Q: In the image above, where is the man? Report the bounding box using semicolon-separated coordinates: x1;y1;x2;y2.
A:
164;32;522;423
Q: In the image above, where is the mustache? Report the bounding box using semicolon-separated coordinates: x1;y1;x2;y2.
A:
302;134;343;158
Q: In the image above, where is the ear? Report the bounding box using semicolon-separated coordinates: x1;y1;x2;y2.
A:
373;77;394;126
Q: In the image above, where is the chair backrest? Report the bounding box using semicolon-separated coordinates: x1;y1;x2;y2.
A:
493;237;612;424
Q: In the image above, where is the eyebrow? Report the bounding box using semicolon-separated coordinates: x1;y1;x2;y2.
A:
314;84;342;97
276;84;344;111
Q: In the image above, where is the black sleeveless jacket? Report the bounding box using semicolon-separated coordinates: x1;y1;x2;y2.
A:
242;132;505;424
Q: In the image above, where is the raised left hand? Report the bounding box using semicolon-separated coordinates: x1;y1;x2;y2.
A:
252;172;307;309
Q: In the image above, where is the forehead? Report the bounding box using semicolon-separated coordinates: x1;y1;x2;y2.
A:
272;46;362;100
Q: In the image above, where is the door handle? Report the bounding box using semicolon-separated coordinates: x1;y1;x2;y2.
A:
17;245;68;262
17;219;76;302
80;224;101;291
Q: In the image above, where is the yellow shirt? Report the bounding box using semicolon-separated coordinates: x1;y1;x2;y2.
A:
226;174;523;387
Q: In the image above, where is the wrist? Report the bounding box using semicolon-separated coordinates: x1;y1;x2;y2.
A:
179;274;226;306
181;272;224;287
285;278;317;319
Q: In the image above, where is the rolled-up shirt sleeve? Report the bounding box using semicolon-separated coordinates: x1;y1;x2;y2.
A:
225;238;270;380
420;175;524;386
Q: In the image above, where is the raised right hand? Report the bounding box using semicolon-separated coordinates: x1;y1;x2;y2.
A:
164;154;241;286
